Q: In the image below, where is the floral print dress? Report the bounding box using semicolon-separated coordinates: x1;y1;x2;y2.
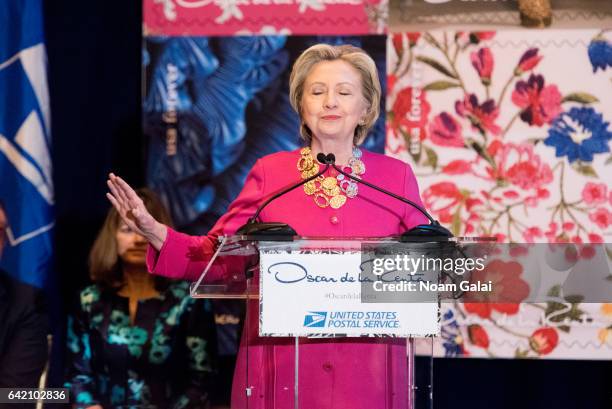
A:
65;281;215;409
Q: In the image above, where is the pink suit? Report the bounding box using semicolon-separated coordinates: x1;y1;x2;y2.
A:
147;148;428;409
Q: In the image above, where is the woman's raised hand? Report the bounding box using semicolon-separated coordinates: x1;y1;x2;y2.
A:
106;173;167;250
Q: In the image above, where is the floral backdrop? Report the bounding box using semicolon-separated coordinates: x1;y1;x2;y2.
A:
387;29;612;359
141;5;612;360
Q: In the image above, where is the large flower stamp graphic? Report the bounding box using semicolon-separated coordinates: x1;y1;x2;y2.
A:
389;30;612;359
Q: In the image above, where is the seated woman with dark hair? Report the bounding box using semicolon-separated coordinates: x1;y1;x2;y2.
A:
65;188;216;409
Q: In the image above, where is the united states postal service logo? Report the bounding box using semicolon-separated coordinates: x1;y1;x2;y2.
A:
303;312;327;328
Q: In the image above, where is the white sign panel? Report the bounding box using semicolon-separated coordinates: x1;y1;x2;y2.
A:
259;250;440;337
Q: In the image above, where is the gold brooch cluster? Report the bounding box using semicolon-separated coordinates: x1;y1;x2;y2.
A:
297;146;365;209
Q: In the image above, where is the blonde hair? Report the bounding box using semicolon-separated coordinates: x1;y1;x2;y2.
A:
289;43;381;145
88;188;173;288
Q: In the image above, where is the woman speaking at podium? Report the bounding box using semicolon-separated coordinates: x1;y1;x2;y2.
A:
107;44;428;409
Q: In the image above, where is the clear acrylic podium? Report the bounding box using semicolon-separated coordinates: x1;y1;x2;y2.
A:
190;235;439;409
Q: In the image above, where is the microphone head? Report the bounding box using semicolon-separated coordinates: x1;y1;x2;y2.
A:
316;153;327;164
400;223;453;242
325;153;336;164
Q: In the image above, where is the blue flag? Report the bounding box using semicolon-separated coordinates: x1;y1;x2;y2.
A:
0;0;54;288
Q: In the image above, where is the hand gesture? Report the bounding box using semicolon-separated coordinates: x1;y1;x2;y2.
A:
106;173;167;250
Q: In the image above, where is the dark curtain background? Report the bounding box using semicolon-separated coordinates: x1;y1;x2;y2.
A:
43;1;611;408
44;0;145;392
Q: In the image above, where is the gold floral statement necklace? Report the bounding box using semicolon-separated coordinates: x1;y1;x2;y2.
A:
297;146;365;209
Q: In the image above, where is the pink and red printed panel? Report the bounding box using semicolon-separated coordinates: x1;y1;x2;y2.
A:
144;0;386;36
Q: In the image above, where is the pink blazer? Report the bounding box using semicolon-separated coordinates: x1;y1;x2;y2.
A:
147;148;428;409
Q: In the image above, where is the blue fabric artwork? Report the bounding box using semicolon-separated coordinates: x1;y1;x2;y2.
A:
143;35;386;233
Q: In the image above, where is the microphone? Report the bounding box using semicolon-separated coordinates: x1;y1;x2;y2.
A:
325;153;453;241
317;153;336;165
235;156;332;240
